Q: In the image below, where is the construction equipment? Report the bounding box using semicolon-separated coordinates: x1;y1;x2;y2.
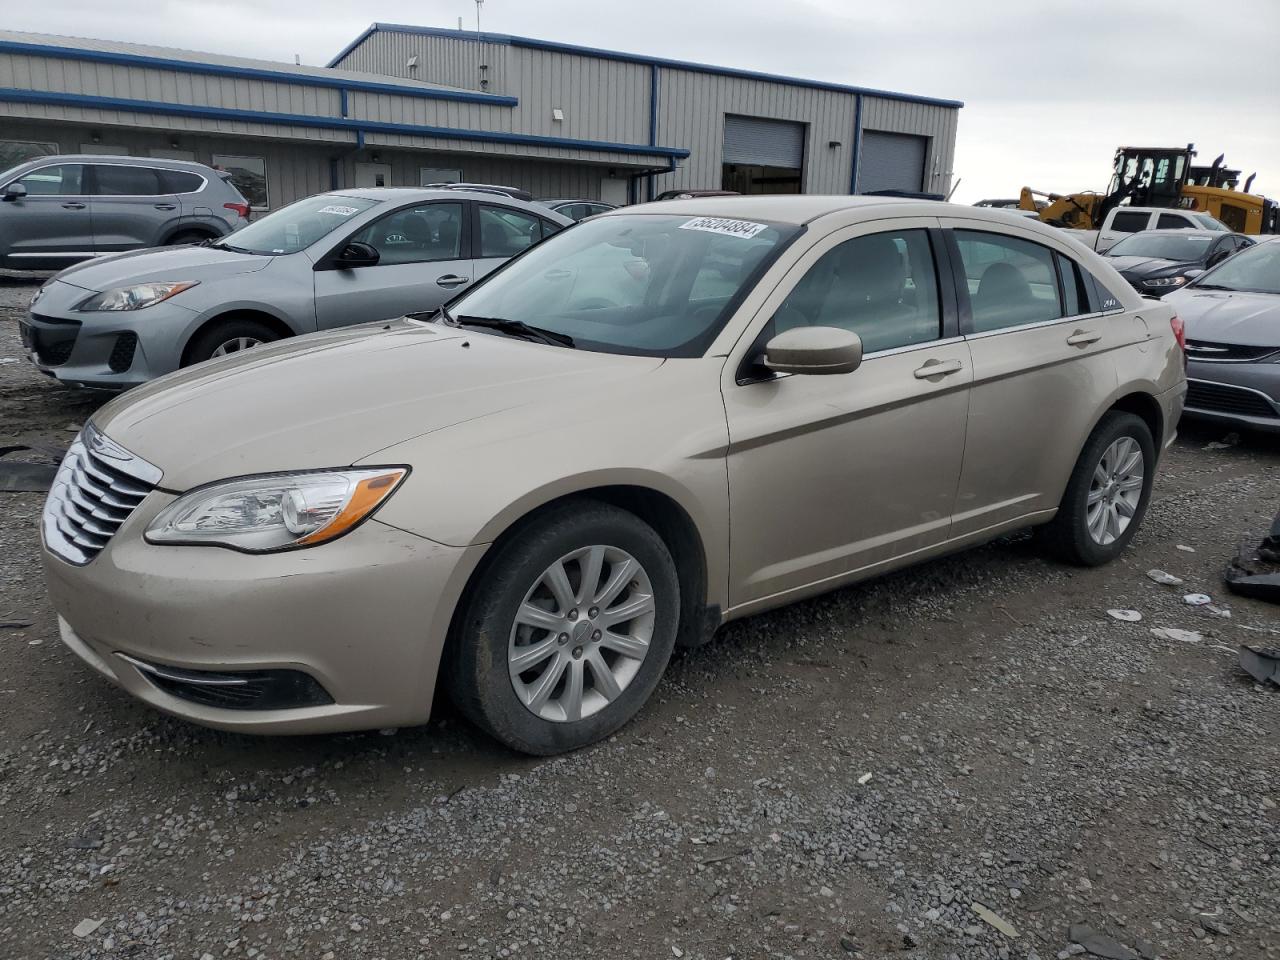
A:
1020;144;1278;235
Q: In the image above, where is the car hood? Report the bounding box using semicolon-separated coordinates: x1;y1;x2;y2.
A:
1107;255;1198;278
92;318;664;490
1165;288;1280;346
52;244;274;292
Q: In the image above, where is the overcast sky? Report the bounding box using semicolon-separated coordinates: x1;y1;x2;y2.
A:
9;0;1280;203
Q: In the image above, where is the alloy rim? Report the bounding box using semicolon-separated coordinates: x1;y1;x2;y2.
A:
211;336;263;357
508;545;655;723
1086;436;1145;546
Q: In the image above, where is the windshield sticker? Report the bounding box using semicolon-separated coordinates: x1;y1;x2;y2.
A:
317;204;361;217
679;217;769;240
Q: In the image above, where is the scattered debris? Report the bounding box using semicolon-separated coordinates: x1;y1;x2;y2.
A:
1225;508;1280;605
1204;432;1241;450
970;902;1018;938
0;619;34;630
1107;609;1142;622
72;918;103;939
1146;569;1184;586
1176;544;1196;553
0;357;18;364
1183;593;1212;606
1068;923;1140;960
1204;604;1232;618
1150;627;1203;644
1238;645;1280;686
857;772;873;785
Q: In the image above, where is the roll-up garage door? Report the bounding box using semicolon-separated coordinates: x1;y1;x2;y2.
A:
722;116;806;168
859;131;929;193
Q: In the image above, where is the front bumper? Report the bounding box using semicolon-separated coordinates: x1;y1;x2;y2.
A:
22;280;196;389
43;508;482;734
1183;360;1280;435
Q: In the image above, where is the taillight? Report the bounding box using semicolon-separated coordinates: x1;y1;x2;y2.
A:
223;202;250;219
1170;314;1186;351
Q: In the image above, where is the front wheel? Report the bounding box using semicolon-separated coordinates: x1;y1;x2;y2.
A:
183;317;280;367
445;500;679;755
1037;411;1155;566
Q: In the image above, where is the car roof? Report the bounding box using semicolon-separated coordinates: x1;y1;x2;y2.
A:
12;154;220;172
325;187;574;221
606;195;1044;227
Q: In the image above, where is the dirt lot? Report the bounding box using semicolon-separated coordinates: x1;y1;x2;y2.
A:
1;275;1277;960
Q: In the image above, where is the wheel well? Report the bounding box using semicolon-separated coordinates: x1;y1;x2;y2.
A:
451;486;711;652
181;311;294;366
1108;392;1163;449
164;227;218;243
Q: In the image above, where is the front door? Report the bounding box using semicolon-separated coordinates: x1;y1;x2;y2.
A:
354;162;392;188
941;220;1130;536
87;164;180;253
0;163;94;269
723;219;972;608
313;200;473;329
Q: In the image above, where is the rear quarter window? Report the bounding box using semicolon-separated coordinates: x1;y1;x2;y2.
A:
157;170;204;194
1110;211;1150;233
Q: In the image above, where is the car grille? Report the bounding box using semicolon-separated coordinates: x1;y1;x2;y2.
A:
26;313;81;366
108;332;138;372
1185;379;1279;420
1185;339;1280;363
43;425;162;565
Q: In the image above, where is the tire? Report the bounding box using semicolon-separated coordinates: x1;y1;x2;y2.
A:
445;499;680;755
164;230;212;246
1037;411;1155;566
183;317;280;367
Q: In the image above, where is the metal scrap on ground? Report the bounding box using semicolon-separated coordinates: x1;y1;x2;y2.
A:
1146;569;1184;586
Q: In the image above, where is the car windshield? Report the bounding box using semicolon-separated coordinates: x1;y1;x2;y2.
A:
215;194;379;255
1107;234;1213;261
1192;241;1280;294
442;213;800;357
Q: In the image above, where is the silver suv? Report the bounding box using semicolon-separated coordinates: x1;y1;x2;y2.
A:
0;155;249;271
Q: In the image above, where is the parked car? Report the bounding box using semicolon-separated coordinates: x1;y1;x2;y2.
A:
40;198;1184;754
1104;229;1253;296
0;155;250;270
1166;237;1280;434
1067;205;1229;253
20;188;571;388
538;199;617;221
653;189;741;200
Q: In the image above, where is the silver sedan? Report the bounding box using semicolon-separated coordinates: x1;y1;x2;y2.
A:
19;188;571;389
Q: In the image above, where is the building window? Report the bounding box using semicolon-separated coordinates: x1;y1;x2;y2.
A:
212;154;269;210
0;140;58;170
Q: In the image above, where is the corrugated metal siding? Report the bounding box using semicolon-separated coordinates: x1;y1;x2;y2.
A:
333;30;508;93
859;96;955;195
859;131;927;193
722;116;805;167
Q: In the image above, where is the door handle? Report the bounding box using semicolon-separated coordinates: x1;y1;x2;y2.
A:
913;358;964;379
153;203;176;210
436;274;469;288
1066;329;1102;346
61;202;86;210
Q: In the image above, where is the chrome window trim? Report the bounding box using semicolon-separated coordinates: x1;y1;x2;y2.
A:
10;251;101;259
963;309;1108;341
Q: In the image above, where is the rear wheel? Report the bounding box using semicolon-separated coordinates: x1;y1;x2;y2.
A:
1037;411;1155;566
446;500;679;755
183;317;280;367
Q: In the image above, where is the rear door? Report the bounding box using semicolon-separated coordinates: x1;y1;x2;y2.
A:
941;219;1130;537
88;164;180;252
313;200;472;329
0;163;93;269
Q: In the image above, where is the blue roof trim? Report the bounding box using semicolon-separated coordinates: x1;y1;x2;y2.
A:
0;87;690;159
338;23;964;109
0;39;518;107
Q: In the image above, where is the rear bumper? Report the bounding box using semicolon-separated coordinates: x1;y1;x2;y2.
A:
1182;362;1280;434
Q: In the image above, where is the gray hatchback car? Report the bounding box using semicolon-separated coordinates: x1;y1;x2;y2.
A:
21;188;572;388
1;155;250;270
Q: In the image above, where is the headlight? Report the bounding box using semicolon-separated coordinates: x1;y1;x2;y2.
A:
76;281;199;312
1141;276;1189;288
146;468;408;552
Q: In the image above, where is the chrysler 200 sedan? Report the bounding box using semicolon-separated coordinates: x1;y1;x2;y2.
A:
42;197;1186;755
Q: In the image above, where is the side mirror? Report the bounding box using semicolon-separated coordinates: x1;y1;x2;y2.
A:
336;241;379;268
1183;268;1204;280
2;183;27;201
763;326;863;376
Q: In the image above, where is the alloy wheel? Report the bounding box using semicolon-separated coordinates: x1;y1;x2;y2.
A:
210;336;263;357
508;544;656;723
1086;436;1145;545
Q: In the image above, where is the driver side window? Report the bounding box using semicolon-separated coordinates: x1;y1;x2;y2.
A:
349;202;463;266
768;229;942;353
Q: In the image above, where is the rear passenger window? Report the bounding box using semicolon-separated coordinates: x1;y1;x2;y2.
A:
93;165;162;195
1110;211;1150;233
157;170;204;194
954;230;1063;332
768;229;941;353
1157;213;1191;229
478;205;545;258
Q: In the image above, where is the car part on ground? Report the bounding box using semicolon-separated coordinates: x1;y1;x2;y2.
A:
0;154;249;271
18;187;571;388
37;196;1185;754
1238;644;1280;684
1224;507;1280;605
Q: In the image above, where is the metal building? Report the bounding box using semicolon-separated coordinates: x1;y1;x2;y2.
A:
0;25;961;211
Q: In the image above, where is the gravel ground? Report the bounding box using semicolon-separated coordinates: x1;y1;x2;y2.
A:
1;276;1278;960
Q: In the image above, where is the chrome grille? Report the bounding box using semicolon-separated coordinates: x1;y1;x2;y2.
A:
1185;339;1280;363
43;425;162;565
